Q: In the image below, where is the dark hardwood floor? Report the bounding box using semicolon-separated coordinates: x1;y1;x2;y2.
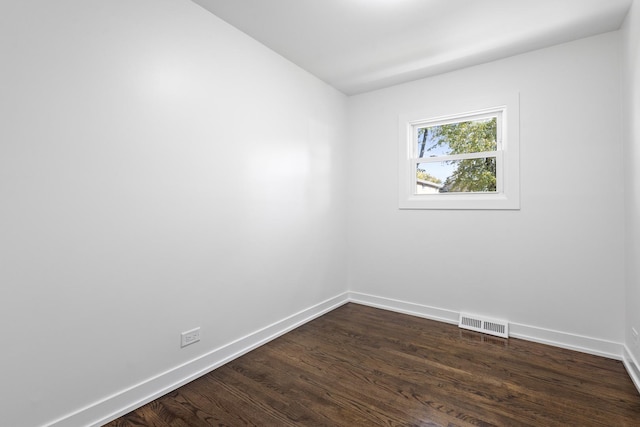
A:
105;303;640;426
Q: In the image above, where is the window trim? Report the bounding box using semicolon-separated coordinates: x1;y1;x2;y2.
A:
398;93;520;210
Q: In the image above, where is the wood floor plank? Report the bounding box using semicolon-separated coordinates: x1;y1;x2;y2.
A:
104;303;640;426
264;334;518;426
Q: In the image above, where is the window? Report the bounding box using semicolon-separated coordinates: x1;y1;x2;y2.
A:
398;93;519;210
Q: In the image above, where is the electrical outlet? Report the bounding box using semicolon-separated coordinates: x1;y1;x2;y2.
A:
632;327;639;347
181;327;200;348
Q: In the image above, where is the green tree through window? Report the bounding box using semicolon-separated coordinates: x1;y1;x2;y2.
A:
417;117;497;192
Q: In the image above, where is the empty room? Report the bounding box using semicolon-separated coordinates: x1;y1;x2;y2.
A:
2;0;640;426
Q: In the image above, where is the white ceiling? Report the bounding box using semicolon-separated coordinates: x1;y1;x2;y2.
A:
192;0;633;95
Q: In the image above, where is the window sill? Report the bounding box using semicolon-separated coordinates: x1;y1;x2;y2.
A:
399;192;519;210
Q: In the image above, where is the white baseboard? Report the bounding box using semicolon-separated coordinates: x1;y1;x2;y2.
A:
46;293;350;427
45;291;634;427
509;322;622;360
623;345;640;395
347;291;460;325
348;292;624;360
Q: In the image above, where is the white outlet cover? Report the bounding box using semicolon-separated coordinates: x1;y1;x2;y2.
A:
181;327;200;348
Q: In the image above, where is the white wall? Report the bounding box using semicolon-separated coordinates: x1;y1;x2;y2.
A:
0;1;348;426
623;0;640;368
347;33;625;350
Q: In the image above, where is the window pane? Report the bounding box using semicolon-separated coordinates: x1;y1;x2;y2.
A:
417;157;497;193
416;117;497;158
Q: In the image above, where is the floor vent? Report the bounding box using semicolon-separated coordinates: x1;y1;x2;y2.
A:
459;313;509;338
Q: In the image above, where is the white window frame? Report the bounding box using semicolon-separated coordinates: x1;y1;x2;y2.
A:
398;92;520;210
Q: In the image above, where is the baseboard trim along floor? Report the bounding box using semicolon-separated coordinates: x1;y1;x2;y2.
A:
347;292;624;360
623;345;640;393
47;291;636;427
46;293;350;427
